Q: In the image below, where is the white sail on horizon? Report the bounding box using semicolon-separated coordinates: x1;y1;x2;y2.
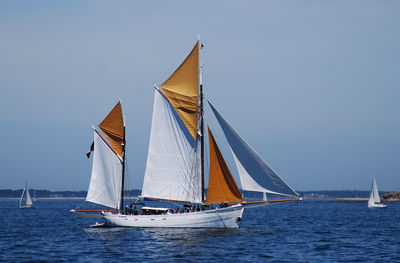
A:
25;183;33;206
368;177;381;206
19;182;34;208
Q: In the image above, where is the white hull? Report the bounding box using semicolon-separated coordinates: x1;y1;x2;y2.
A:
368;203;387;209
19;205;36;209
102;205;244;229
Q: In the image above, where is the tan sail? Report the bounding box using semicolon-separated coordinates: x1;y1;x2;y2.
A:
206;128;243;204
161;41;200;140
98;101;124;157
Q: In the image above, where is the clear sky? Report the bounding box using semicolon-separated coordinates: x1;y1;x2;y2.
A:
1;1;399;191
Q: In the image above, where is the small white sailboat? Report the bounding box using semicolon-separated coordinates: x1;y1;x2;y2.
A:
19;182;36;209
72;40;300;228
368;177;387;208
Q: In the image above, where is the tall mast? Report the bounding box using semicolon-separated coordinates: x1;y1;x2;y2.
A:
199;41;205;203
119;116;126;213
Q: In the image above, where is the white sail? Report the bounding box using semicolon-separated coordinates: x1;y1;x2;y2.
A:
142;89;202;203
19;188;25;207
19;182;34;208
209;102;299;197
368;177;381;206
25;183;33;206
86;131;123;209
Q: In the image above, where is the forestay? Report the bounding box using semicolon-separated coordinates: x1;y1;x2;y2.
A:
142;89;202;203
209;102;299;197
86;131;123;209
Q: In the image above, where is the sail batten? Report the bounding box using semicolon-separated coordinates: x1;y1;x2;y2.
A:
209;102;299;198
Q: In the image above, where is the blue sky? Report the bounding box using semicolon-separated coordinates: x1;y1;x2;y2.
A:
1;1;399;191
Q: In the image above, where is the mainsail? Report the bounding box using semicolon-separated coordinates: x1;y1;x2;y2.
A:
86;130;123;209
209;102;299;198
206;128;243;204
85;102;125;210
25;184;33;206
142;41;201;203
141;89;202;203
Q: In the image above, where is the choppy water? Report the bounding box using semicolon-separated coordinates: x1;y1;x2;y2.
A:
0;199;399;262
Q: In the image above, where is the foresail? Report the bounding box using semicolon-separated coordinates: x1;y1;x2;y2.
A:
86;131;123;209
25;184;33;206
209;102;299;197
142;89;202;203
98;101;125;157
206;128;243;204
161;41;200;140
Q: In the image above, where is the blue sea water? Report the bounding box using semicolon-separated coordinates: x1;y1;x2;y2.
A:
0;199;399;262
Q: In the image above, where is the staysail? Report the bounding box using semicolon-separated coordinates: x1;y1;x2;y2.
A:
206;128;243;204
141;89;202;203
209;102;299;197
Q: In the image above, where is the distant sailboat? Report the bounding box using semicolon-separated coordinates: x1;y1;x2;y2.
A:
72;40;300;228
19;182;36;209
368;177;387;208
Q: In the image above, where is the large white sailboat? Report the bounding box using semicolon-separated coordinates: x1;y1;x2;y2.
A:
368;177;387;208
72;40;300;228
19;182;36;209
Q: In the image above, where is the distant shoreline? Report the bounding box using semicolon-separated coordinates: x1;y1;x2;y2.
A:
336;198;368;202
2;190;399;202
0;196;140;200
2;197;399;202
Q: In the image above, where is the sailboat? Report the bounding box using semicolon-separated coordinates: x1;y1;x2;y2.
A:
368;177;387;208
72;40;300;228
19;182;36;209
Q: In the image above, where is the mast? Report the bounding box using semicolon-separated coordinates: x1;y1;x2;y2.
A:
199;41;205;203
119;117;126;213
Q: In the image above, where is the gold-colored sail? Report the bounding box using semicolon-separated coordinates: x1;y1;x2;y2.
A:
206;128;243;204
98;101;124;157
161;41;200;140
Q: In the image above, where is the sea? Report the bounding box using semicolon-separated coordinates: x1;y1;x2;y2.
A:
1;199;399;262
